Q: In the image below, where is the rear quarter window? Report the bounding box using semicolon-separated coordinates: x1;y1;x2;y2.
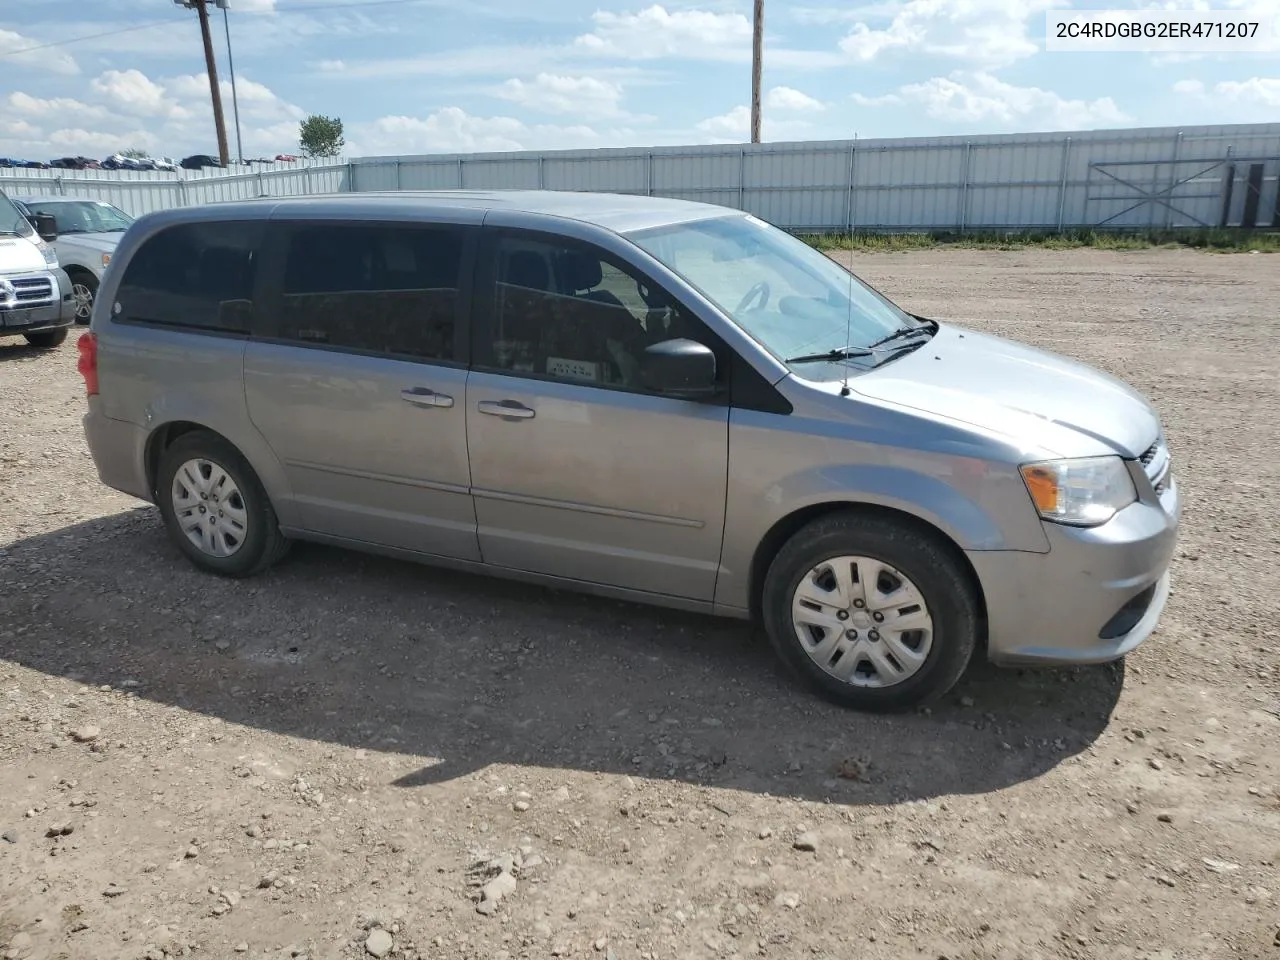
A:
115;220;264;333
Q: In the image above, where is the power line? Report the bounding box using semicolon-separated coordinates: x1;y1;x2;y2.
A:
0;19;178;57
0;0;431;59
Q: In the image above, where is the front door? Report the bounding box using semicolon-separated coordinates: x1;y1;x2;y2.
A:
244;218;481;561
465;230;729;601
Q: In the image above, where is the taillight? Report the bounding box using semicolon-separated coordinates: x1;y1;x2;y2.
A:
77;332;98;397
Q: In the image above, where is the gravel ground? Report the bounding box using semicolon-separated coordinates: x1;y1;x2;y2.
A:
1;248;1278;960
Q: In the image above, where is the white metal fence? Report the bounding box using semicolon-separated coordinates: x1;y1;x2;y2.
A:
3;122;1278;232
0;161;349;217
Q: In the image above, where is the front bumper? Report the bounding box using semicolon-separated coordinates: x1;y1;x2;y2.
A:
970;473;1180;666
0;269;74;334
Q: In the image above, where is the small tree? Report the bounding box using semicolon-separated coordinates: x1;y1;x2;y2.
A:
121;147;148;158
299;115;345;158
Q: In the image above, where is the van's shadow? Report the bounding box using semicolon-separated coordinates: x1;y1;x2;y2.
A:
1;509;1124;803
0;340;66;362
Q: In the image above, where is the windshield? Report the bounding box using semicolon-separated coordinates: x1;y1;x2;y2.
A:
0;191;35;238
627;214;926;375
22;199;133;234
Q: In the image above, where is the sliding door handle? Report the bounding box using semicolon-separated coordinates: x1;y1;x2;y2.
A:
477;400;535;420
401;387;454;409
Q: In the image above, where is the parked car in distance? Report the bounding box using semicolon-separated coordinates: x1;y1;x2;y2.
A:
100;154;138;171
0;187;74;348
274;153;299;162
78;192;1180;711
154;157;179;172
13;196;133;323
181;154;223;170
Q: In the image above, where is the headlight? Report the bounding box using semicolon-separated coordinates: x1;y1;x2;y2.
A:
40;244;58;268
101;252;111;267
1020;455;1136;527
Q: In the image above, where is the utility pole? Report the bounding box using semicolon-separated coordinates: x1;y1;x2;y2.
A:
750;0;763;143
174;0;230;166
220;1;244;164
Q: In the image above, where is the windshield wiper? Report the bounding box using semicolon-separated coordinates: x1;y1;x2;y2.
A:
866;322;935;350
785;345;874;364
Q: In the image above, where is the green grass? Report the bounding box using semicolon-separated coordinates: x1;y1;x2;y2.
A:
800;228;1280;253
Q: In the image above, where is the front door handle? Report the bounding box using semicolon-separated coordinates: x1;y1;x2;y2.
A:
400;387;454;409
477;399;536;420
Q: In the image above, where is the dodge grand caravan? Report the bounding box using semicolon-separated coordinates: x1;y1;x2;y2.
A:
79;192;1179;711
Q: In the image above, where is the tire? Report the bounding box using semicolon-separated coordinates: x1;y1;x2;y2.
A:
761;511;978;712
24;328;68;349
69;271;98;324
155;430;290;578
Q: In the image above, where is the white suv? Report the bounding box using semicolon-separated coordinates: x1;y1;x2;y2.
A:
15;196;133;323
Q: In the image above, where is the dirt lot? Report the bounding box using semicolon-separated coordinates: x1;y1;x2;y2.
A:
1;248;1278;960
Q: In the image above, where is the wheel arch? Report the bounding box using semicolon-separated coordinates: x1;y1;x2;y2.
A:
145;421;239;500
747;501;988;637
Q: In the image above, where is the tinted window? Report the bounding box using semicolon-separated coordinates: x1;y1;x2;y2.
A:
277;223;465;362
116;220;262;333
478;235;702;391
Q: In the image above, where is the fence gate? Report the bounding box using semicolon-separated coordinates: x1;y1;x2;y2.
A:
1085;154;1280;229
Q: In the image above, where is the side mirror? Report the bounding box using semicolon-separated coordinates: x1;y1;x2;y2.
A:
640;338;718;399
33;213;57;243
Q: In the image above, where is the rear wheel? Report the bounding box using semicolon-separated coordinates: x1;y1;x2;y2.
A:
762;512;978;711
24;328;68;349
155;431;290;577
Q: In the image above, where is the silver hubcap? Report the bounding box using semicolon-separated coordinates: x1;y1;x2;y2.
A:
171;459;248;558
72;283;93;320
791;555;934;688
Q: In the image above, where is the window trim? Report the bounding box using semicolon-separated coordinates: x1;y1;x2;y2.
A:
471;226;746;405
251;218;478;369
110;218;266;339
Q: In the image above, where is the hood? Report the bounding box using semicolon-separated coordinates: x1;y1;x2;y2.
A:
0;234;48;274
56;232;123;254
851;324;1159;458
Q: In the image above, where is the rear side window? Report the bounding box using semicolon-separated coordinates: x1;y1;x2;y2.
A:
115;220;263;333
276;223;467;362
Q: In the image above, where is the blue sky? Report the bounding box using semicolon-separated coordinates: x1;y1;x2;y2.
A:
1;0;1277;160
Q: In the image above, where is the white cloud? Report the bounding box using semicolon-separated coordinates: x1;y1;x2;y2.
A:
316;59;346;72
0;68;308;161
0;27;78;75
165;73;305;123
7;92;112;123
498;73;626;118
839;0;1065;68
854;72;1129;130
766;86;824;112
1205;77;1280;108
91;69;189;120
1173;76;1280;112
48;127;159;154
350;107;637;156
695;104;820;143
697;105;751;139
575;5;751;61
1;119;42;142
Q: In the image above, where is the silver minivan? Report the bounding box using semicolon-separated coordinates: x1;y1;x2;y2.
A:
79;192;1179;711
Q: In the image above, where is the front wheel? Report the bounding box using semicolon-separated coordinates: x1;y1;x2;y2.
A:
155;431;290;577
762;512;979;712
24;328;69;349
69;272;98;324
